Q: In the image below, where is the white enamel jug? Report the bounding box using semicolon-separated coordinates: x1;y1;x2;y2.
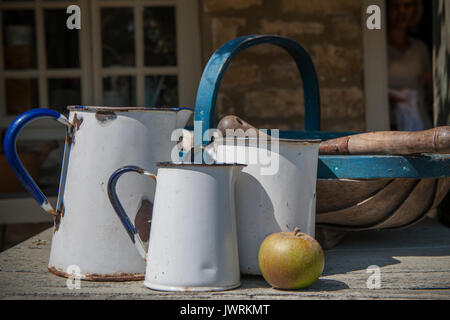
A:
108;162;244;291
204;137;320;275
192;35;322;275
4;106;192;280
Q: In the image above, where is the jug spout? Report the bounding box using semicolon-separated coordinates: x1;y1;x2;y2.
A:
176;108;193;128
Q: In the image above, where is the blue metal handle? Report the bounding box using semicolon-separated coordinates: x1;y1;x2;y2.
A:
107;165;156;258
194;35;321;147
3;108;71;214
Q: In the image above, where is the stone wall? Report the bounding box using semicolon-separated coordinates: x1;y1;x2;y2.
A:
199;0;366;132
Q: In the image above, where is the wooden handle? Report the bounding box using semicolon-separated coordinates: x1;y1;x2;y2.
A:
320;127;450;155
218;115;450;155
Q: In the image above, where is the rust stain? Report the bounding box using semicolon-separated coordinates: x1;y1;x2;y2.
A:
53;214;61;233
32;239;47;246
47;208;59;216
47;207;61;233
48;266;145;282
60;202;65;218
48;202;65;233
95;111;117;124
69;113;84;145
137;167;145;174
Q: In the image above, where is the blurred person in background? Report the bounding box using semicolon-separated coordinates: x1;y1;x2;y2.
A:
387;0;433;131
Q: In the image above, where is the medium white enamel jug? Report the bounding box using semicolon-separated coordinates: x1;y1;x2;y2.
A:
190;35;323;274
204;137;320;275
4;106;192;280
108;162;244;291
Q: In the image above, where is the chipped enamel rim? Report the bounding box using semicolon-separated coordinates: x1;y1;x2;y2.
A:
67;105;193;112
48;266;145;282
156;162;246;167
144;280;241;292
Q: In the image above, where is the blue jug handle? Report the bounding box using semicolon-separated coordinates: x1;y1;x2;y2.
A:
193;34;320;148
107;165;156;259
3;108;72;215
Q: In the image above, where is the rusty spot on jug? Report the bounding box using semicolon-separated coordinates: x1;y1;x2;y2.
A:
60;201;66;218
49;203;65;233
83;272;145;282
48;266;145;282
69;113;84;145
95;111;117;124
53;213;61;233
135;199;153;242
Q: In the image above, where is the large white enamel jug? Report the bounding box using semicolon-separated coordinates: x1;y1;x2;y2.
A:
3;106;192;280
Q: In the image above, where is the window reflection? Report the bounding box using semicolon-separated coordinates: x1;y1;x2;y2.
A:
101;7;135;68
144;6;177;66
2;10;37;70
145;75;178;107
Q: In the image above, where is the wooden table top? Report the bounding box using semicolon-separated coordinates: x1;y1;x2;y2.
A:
1;218;449;300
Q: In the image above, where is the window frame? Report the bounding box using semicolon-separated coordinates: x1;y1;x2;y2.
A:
0;0;201;139
362;0;390;131
0;0;92;134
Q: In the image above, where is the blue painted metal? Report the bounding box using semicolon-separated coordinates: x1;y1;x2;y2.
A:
3;108;71;207
192;35;450;180
194;34;320;147
107;165;145;243
318;154;450;179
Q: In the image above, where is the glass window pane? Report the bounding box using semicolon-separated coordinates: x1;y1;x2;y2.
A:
101;8;135;68
143;7;177;66
48;78;81;114
5;78;39;115
44;9;80;69
103;76;136;107
145;75;178;107
2;10;37;70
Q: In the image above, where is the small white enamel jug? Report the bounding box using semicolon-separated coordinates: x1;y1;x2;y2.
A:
4;106;192;280
108;162;244;291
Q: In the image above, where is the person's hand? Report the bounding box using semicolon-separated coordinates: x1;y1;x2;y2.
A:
388;89;408;105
